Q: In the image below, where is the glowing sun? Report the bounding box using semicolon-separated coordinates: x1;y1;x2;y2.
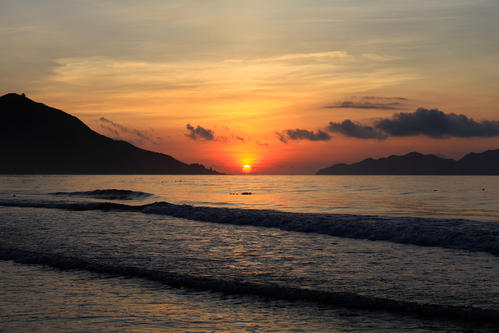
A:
242;164;252;173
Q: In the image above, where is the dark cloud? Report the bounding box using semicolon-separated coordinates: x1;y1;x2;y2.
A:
274;108;499;144
326;96;408;110
276;132;287;143
362;96;408;101
327;120;387;139
277;129;331;143
97;117;157;145
325;101;403;110
184;126;253;143
185;123;215;141
325;108;499;140
375;108;499;138
256;140;269;147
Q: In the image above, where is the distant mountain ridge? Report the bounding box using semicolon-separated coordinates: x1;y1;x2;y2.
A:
317;150;499;175
0;93;219;174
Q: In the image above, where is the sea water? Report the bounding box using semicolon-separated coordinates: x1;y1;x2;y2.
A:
0;175;498;332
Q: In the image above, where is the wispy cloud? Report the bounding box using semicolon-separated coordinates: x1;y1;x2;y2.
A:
362;96;407;101
256;140;269;147
96;117;159;145
40;56;419;124
363;53;400;62
325;96;408;110
325;101;404;110
224;51;350;63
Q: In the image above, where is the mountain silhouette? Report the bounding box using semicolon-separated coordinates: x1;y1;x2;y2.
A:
316;150;499;175
0;93;219;174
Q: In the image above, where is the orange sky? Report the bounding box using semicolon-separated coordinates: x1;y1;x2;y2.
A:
2;1;499;173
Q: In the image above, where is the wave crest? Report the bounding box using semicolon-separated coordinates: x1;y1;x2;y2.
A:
1;247;497;325
51;189;153;200
1;198;498;255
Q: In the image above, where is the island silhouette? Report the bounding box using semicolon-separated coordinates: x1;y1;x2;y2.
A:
317;150;499;175
0;93;219;174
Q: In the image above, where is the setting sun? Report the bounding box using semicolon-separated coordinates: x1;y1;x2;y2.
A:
242;164;252;173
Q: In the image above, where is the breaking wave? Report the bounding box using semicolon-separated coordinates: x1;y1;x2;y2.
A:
51;189;154;200
0;198;498;255
0;246;497;324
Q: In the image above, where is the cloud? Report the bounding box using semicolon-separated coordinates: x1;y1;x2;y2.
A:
325;108;499;140
276;132;288;143
256;140;269;147
362;53;400;62
97;117;158;145
277;129;331;143
362;96;407;101
276;108;499;143
375;108;499;138
235;135;245;142
325;96;408;110
185;123;215;141
225;51;350;63
327;120;387;139
184;126;256;143
325;101;404;110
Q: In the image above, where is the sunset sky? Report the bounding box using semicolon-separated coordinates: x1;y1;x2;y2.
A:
2;0;499;173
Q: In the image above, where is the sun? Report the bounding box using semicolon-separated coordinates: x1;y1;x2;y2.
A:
242;164;252;173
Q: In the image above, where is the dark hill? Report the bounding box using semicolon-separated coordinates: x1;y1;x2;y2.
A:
0;93;219;174
456;149;499;175
316;150;499;175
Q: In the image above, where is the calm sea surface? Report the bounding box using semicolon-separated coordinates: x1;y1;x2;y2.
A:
1;175;498;220
1;175;498;332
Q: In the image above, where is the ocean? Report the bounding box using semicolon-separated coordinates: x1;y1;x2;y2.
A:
1;175;498;332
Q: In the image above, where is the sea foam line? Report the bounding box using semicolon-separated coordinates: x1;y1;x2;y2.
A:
0;247;498;325
0;198;498;255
